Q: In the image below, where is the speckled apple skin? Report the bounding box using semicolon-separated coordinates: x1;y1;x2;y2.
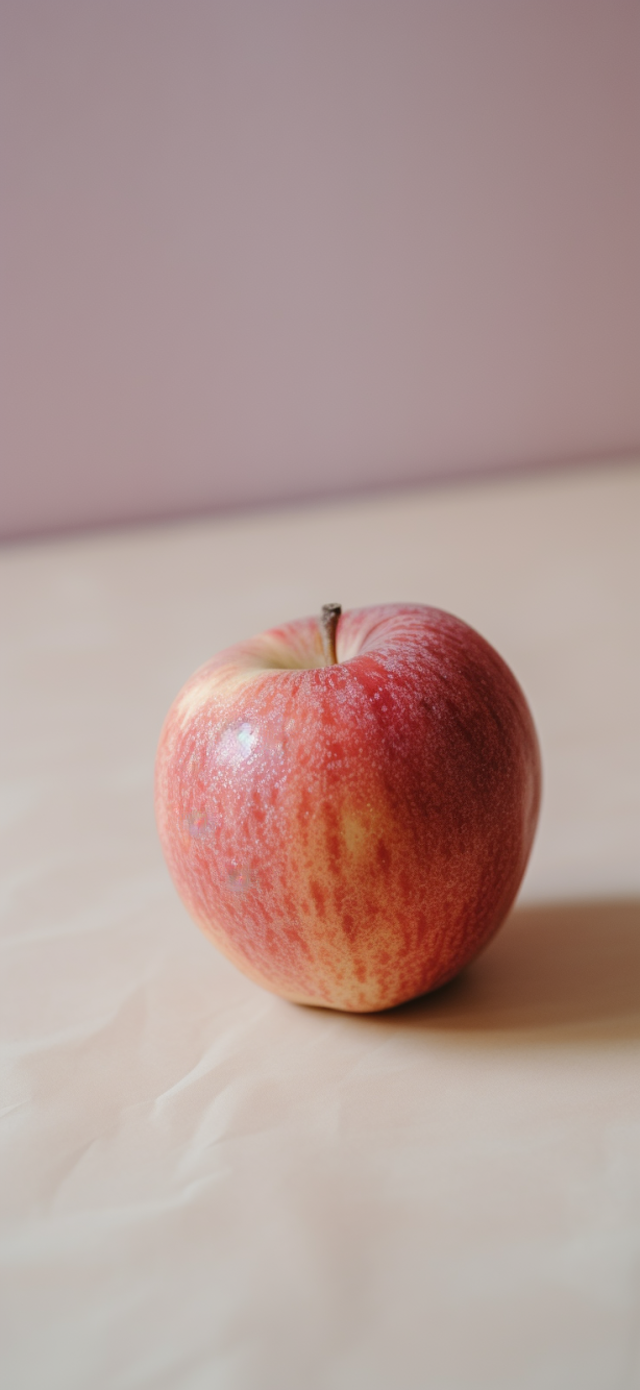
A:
155;604;541;1012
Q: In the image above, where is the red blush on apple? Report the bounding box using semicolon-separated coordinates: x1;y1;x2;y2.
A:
155;604;541;1012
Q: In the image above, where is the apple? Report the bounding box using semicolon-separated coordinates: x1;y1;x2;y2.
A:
155;603;541;1012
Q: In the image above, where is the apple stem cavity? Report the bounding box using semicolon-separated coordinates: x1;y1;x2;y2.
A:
320;604;342;666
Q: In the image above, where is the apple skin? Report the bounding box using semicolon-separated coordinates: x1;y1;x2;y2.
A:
155;604;541;1012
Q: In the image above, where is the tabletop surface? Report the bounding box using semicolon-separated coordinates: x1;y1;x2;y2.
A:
1;460;639;1389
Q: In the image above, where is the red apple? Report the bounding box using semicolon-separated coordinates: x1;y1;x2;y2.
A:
155;604;541;1012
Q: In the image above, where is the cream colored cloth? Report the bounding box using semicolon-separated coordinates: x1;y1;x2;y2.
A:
1;462;639;1389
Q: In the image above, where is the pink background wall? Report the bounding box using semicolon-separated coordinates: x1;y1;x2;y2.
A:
2;0;639;539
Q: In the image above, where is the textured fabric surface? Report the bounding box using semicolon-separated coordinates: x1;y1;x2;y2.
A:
1;461;639;1388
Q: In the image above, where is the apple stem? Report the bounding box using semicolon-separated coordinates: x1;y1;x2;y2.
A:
320;604;341;665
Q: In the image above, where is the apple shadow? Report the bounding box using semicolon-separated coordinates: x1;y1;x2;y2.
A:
378;898;640;1042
